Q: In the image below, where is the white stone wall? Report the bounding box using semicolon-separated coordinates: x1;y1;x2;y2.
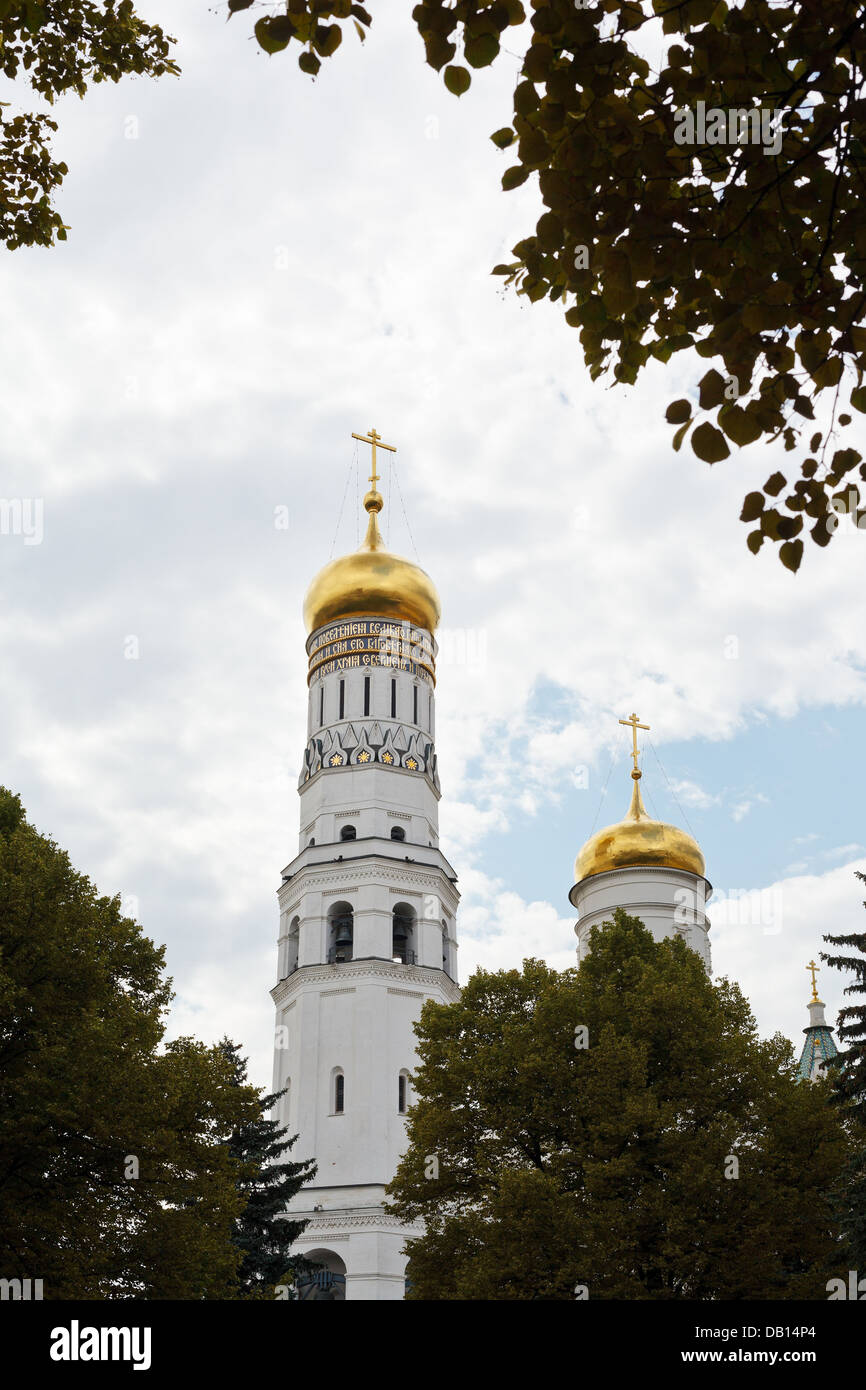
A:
272;619;459;1300
571;865;712;971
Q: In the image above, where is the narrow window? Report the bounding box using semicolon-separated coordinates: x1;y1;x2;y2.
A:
390;679;396;719
428;692;432;731
340;825;356;842
339;680;345;720
319;685;324;727
391;826;405;842
335;1073;345;1114
364;675;370;717
398;1074;407;1114
413;685;418;725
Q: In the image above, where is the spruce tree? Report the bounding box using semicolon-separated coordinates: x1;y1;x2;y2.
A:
217;1039;317;1297
822;870;866;1267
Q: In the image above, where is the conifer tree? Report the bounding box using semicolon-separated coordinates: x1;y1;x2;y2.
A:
823;870;866;1267
217;1039;317;1297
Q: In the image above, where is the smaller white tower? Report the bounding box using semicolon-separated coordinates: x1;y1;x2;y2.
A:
570;713;711;969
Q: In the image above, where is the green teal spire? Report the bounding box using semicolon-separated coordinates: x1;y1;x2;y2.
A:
798;960;838;1081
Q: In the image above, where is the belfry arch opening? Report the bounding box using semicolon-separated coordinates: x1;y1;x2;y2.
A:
296;1249;347;1301
287;916;300;975
327;901;354;963
392;902;416;965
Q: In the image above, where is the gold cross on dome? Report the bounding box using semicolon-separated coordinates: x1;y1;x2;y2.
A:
807;959;820;1001
619;711;650;776
351;427;397;490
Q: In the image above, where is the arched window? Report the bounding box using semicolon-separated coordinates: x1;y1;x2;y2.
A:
398;1070;409;1114
390;825;405;842
442;919;450;975
309;837;315;846
333;1070;345;1114
340;824;356;842
327;901;353;963
392;903;416;965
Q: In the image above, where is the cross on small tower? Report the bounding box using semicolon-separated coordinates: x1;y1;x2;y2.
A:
807;959;820;1001
351;427;397;490
619;711;650;777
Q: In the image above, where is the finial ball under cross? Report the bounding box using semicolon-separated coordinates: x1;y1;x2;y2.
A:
619;711;650;779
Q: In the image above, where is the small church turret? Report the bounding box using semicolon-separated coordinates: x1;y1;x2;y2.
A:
798;959;838;1081
570;713;712;969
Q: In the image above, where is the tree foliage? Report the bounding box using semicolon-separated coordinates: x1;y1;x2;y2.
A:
823;869;866;1268
386;910;850;1299
0;787;290;1298
235;0;866;569
0;0;178;249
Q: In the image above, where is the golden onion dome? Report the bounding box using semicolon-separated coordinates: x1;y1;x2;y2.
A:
574;771;705;885
303;483;440;635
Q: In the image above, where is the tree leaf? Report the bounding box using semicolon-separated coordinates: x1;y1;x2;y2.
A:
443;64;471;96
779;539;804;572
665;399;691;424
740;492;764;522
691;422;730;464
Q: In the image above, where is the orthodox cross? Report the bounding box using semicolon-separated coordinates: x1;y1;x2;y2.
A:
351;427;397;490
619;711;650;776
807;959;820;1001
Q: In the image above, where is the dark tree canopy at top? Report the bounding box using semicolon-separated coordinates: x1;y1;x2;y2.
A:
234;0;866;570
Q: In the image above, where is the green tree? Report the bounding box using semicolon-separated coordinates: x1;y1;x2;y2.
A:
217;1038;316;1297
823;869;866;1269
386;909;850;1299
0;786;268;1298
0;1;178;250
234;0;866;569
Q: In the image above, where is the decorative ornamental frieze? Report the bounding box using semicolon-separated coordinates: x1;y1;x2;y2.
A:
299;719;439;790
306;617;436;686
295;1213;422;1233
319;987;357;997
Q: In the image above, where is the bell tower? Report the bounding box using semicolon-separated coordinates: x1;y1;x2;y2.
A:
271;431;460;1300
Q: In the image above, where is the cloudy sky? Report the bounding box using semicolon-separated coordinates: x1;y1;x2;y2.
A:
2;2;864;1090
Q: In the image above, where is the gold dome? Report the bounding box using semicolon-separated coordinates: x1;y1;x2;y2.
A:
574;773;705;885
303;483;440;635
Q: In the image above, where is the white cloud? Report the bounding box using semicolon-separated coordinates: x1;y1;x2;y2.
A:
0;2;864;1089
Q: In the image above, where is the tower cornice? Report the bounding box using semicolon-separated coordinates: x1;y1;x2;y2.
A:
271;956;461;1006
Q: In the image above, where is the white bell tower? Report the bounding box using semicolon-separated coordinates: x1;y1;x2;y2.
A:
271;431;460;1301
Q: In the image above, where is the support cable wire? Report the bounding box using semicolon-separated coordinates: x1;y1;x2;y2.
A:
647;737;698;838
586;735;619;838
392;458;420;561
329;443;358;560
